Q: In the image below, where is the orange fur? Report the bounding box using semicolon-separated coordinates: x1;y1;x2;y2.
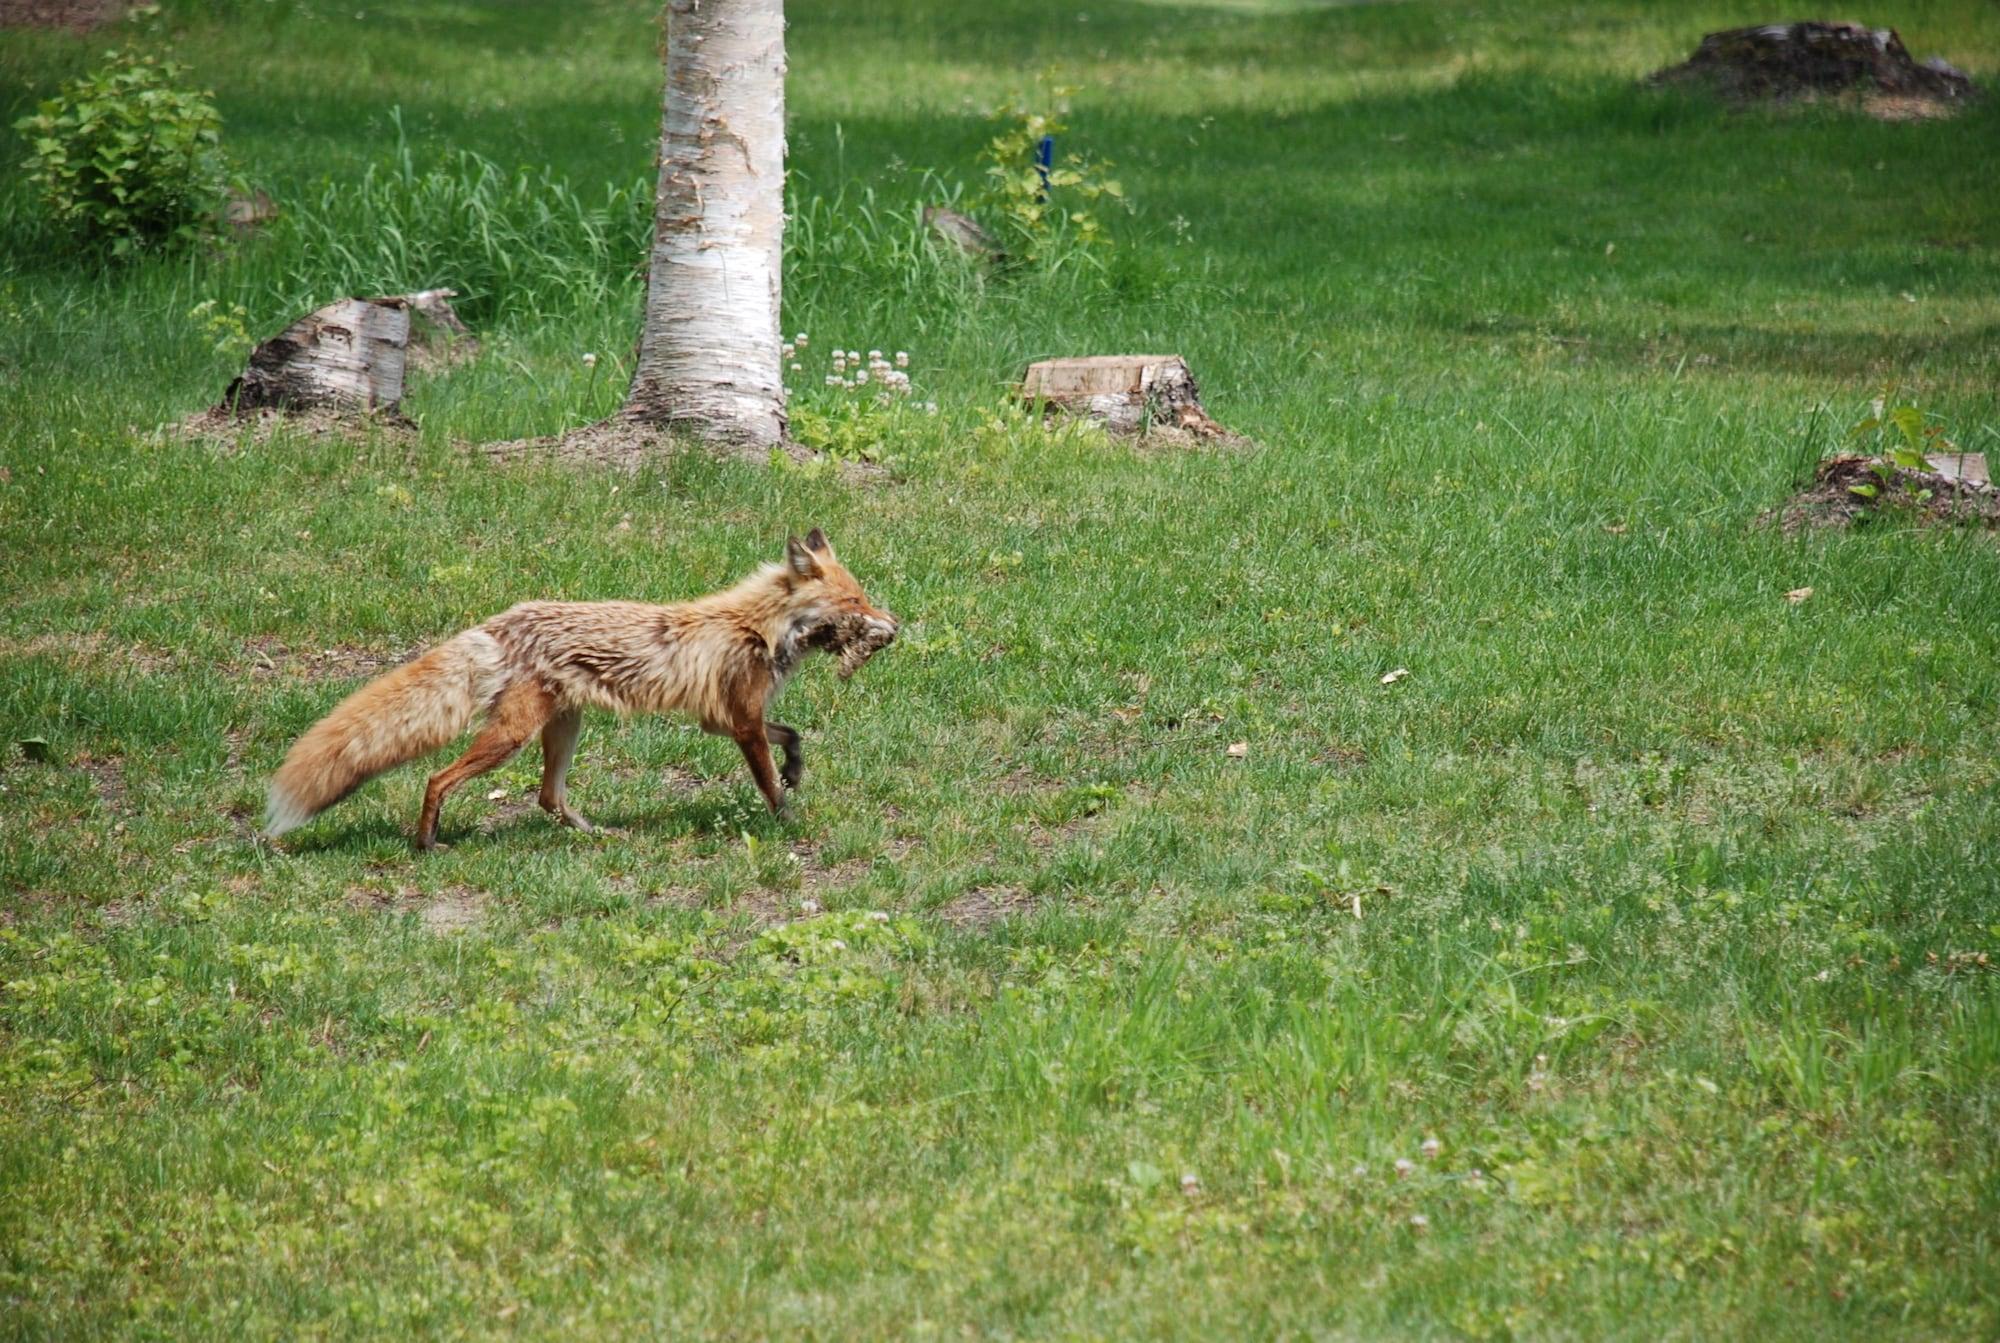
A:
265;531;896;848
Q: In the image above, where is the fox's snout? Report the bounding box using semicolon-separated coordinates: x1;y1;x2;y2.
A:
866;611;900;643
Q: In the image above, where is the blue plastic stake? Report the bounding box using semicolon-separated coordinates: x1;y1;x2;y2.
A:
1035;135;1053;202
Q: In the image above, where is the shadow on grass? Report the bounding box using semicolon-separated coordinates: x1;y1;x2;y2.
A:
1442;313;2000;385
275;785;785;856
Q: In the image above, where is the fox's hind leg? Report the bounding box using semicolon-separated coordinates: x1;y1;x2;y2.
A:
417;681;555;850
766;722;803;790
538;707;596;833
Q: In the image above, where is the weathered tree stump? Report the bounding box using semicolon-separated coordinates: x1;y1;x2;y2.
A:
218;297;410;416
1650;22;1975;111
1021;355;1231;440
214;290;472;418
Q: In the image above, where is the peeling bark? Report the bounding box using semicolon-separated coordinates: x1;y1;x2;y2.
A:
624;0;788;455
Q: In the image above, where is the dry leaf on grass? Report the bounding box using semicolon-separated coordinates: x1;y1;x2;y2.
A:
1380;667;1410;685
1785;587;1814;604
1226;741;1248;759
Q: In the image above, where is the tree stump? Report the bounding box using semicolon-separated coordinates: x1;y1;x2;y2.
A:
213;291;473;418
1021;355;1231;440
218;297;411;416
1650;22;1975;112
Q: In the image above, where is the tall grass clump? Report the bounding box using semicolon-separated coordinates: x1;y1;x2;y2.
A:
280;125;650;325
782;175;982;338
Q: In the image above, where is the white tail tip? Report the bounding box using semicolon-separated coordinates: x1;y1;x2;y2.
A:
264;782;313;838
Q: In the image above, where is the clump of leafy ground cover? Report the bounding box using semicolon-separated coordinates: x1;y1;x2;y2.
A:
1;1;1998;1337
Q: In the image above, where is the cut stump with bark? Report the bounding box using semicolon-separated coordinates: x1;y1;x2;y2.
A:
212;290;473;418
1650;22;1975;116
217;297;410;417
1022;355;1235;442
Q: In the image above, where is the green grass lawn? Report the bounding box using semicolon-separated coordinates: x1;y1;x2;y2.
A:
4;1;1999;1337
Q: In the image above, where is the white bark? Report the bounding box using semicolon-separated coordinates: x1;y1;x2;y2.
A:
626;0;787;452
219;298;410;415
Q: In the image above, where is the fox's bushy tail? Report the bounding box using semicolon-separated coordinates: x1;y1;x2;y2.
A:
265;630;503;837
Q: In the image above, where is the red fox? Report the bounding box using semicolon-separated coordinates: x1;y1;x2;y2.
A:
265;530;897;850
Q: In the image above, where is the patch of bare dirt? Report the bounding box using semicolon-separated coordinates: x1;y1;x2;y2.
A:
97;898;139;927
1766;455;2000;533
0;632;178;675
1021;814;1097;853
1314;743;1369;770
658;763;712;796
936;884;1036;929
1649;21;1976;120
170;404;418;448
640;882;713;911
245;636;414;682
475;786;542;836
793;839;872;896
421;888;486;935
0;0;123;30
348;883;487;935
996;765;1055;795
75;753;129;819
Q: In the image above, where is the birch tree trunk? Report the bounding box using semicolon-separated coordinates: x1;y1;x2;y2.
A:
624;0;787;454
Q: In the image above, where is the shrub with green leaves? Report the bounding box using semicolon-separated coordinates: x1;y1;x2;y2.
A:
14;51;225;257
971;93;1126;266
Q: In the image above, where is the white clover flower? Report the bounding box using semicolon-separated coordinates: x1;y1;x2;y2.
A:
795;332;808;345
847;349;861;362
867;910;890;923
781;343;795;358
895;351;910;368
824;375;840;386
854;370;868;384
827;938;847;951
868;349;882;360
800;897;821;914
1408;1213;1430;1232
1394;1158;1415;1179
1350;1163;1368;1179
923;401;938;414
1180;1171;1200;1195
790;362;802;372
1421;1136;1442;1160
581;352;598;367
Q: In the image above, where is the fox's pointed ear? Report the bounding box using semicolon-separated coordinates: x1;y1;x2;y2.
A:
804;527;830;554
785;535;822;579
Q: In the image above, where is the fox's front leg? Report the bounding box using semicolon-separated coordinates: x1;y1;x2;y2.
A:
766;722;803;790
731;722;789;815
